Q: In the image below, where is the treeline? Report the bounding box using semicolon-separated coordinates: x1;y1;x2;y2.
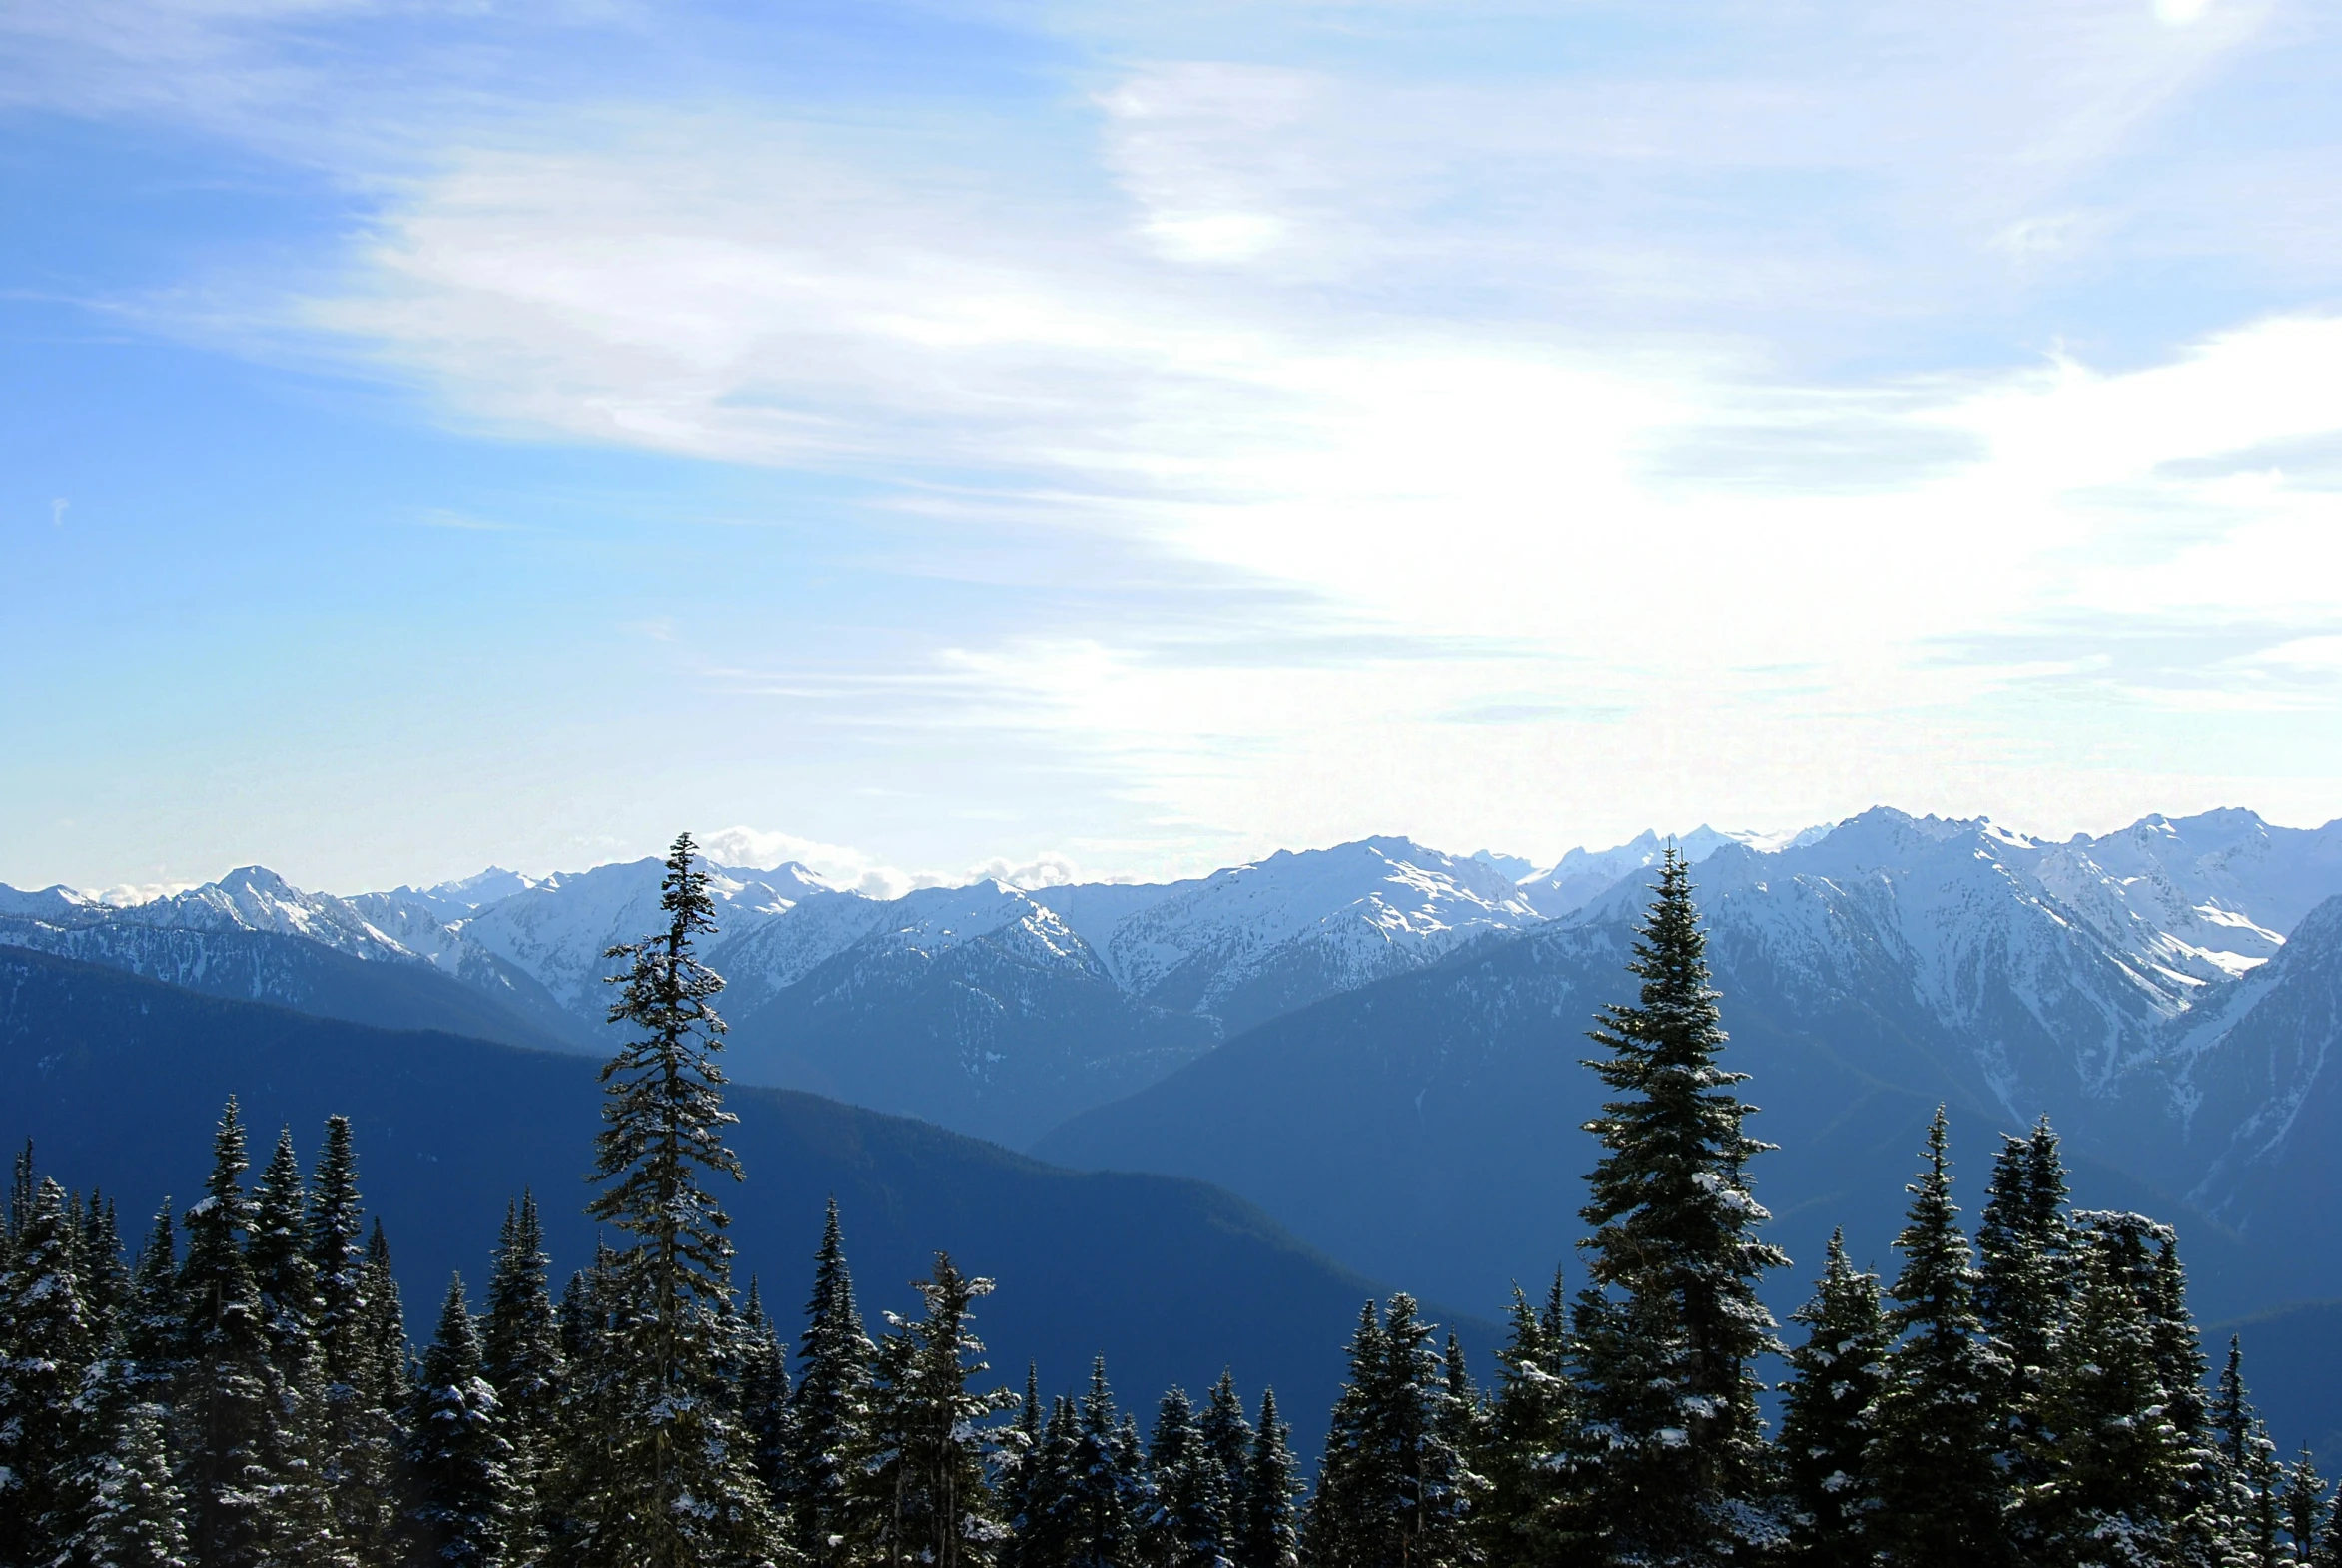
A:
0;835;2332;1567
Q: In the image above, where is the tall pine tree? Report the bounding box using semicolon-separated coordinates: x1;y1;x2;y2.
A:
786;1198;872;1568
580;831;774;1568
1864;1107;2010;1568
1572;849;1787;1563
1236;1390;1300;1568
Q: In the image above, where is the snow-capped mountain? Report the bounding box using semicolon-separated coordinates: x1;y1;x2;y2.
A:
451;857;836;1018
8;807;2339;1171
1033;837;1545;1035
1038;804;2342;1316
1518;823;1830;916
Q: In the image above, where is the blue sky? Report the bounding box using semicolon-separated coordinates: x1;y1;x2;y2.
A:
6;0;2341;896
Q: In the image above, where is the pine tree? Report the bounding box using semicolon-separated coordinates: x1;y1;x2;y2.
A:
2012;1215;2181;1566
1573;849;1786;1562
1470;1269;1578;1567
407;1275;513;1568
481;1193;563;1566
245;1126;351;1568
2281;1450;2326;1565
1235;1390;1299;1568
996;1366;1047;1568
1977;1117;2070;1482
307;1118;403;1568
174;1099;285;1568
1;1174;97;1560
580;831;774;1568
1147;1387;1226;1568
1776;1229;1884;1565
737;1281;794;1505
1195;1372;1251;1549
850;1253;1016;1568
1864;1107;2010;1568
1016;1393;1082;1568
1306;1295;1476;1568
76;1395;194;1568
786;1199;873;1567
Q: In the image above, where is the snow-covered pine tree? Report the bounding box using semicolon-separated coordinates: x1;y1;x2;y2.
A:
1147;1387;1227;1568
995;1365;1046;1568
2281;1450;2326;1566
482;1192;563;1567
2012;1214;2182;1565
1196;1371;1251;1551
1235;1389;1300;1568
1306;1295;1476;1568
76;1392;194;1568
737;1280;794;1508
1015;1393;1082;1568
1776;1229;1884;1566
174;1099;295;1568
406;1274;514;1568
849;1253;1016;1568
581;831;774;1568
81;1194;132;1332
0;1174;97;1560
1469;1268;1578;1568
1573;848;1786;1562
306;1120;402;1568
1977;1117;2070;1481
244;1126;353;1568
1864;1107;2010;1568
785;1198;873;1567
2212;1338;2287;1565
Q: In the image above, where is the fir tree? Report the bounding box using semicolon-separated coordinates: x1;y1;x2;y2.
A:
1307;1296;1476;1568
2282;1450;2326;1566
1147;1387;1227;1568
1195;1372;1251;1548
76;1395;194;1568
244;1126;351;1568
174;1099;283;1568
1470;1269;1578;1568
407;1275;513;1568
1776;1230;1884;1566
2012;1215;2181;1566
307;1117;402;1568
481;1193;563;1567
996;1366;1046;1568
1235;1390;1299;1568
581;831;773;1568
1977;1117;2070;1476
786;1199;873;1567
1865;1107;2010;1568
0;1174;97;1561
737;1281;794;1506
1573;849;1786;1562
850;1253;1016;1568
2149;1236;2230;1568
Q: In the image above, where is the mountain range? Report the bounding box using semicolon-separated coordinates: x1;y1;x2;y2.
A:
9;804;2342;1442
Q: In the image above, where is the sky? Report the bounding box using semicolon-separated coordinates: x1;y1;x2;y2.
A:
4;0;2341;897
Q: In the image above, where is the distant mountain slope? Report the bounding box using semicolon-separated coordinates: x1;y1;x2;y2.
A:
0;914;581;1052
1036;818;2302;1324
0;947;1484;1457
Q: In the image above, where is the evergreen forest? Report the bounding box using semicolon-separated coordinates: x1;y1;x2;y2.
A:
4;833;2335;1568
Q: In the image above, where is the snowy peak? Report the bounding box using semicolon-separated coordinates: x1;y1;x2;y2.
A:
1519;822;1821;916
379;866;545;923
